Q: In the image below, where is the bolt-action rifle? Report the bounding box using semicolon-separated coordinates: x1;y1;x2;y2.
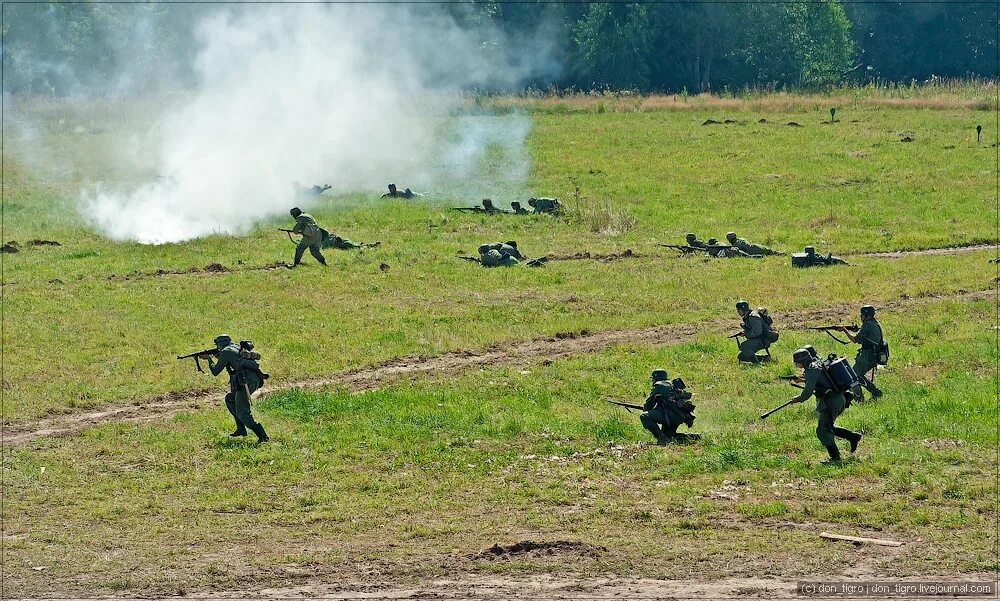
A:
760;399;798;420
778;374;805;389
808;325;858;345
177;348;220;373
606;399;644;412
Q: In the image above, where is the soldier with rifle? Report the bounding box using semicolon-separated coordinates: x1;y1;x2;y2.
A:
809;306;886;400
607;369;697;445
707;238;761;258
180;335;270;443
283;207;328;268
685;232;708;249
725;232;784;256
324;234;380;250
479;241;522;267
732;300;777;364
510;201;530;215
293;182;332;198
783;348;861;463
451;198;510;214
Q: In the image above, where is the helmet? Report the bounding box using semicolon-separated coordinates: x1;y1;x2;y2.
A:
482;198;494;208
726;232;737;240
792;348;812;365
478;244;490;254
214;334;232;348
651;369;668;382
685;232;696;241
708;238;718;245
802;344;818;357
388;183;396;189
528;198;537;207
860;305;876;318
736;300;750;312
511;201;522;210
290;207;302;217
505;240;518;248
804;246;815;254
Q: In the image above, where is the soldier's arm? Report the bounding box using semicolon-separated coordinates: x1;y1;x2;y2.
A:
748;316;764;339
642;393;658;411
292;217;305;234
207;350;233;377
791;370;818;403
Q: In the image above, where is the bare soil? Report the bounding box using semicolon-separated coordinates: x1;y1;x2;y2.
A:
857;244;995;258
3;288;991;446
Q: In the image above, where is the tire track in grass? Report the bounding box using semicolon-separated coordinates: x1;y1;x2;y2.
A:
4;288;992;446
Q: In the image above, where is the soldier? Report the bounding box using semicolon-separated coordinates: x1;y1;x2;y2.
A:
788;348;861;462
794;246;847;266
528;197;562;214
511;201;530;215
288;207;327;267
725;232;784;256
381;183;421;199
323;234;380;250
202;335;269;443
685;232;708;249
478;243;519;267
838;305;885;400
735;300;773;363
639;369;697;445
708;238;761;258
293;182;331;197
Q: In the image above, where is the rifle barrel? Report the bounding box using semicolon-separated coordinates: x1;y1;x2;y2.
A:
760;399;796;420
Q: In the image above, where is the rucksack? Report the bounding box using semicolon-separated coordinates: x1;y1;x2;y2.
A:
758;307;779;343
817;355;858;395
237;340;269;382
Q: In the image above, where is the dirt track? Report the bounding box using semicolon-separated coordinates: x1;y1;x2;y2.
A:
168;574;997;600
854;243;996;258
4;288;993;447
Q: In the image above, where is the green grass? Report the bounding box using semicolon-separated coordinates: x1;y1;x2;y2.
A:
2;93;997;595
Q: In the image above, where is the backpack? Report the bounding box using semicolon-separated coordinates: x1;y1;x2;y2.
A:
874;322;890;366
237;340;269;383
758;307;780;343
816;356;858;395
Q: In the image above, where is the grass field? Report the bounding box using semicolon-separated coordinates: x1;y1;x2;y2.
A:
2;92;997;597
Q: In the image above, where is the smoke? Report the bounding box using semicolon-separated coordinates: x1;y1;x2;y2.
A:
18;4;557;243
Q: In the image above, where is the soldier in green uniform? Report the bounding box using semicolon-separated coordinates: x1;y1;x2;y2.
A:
528;197;562;214
478;242;520;267
323;233;380;250
685;232;708;249
793;246;847;266
289;207;328;267
707;238;761;258
510;201;530;215
639;369;697;445
788;348;861;462
839;305;885;400
202;335;269;443
381;183;421;199
725;232;784;256
736;300;773;363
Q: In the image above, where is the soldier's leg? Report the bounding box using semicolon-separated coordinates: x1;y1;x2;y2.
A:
738;339;765;363
816;408;841;460
293;242;307;266
853;356;882;397
234;385;268;442
309;243;327;266
639;410;664;440
224;390;247;436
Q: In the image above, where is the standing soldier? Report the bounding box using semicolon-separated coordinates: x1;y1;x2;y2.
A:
725;232;784;256
839;305;885;400
202;335;269;443
735;301;774;363
288;207;328;267
787;348;861;462
639;369;697;445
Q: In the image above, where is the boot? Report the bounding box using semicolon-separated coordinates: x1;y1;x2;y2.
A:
824;444;842;463
849;432;862;453
249;423;269;443
230;428;247;437
656;435;672;446
869;386;883;399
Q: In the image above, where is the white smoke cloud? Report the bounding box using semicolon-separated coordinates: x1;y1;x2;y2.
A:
78;4;551;243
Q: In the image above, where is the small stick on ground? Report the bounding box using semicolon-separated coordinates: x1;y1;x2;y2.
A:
820;532;903;547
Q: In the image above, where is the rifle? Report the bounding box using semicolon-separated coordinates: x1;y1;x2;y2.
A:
606;400;644;412
278;228;299;244
808;325;858;345
760;399;798;420
778;374;805;389
450;207;486;213
177;348;220;373
457;255;482;264
658;244;705;253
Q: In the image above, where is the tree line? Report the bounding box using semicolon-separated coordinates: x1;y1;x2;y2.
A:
2;1;995;95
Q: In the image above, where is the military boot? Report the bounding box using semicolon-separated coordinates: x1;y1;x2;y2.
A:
848;432;862;453
869;386;883;399
249;423;270;443
656;435;673;446
230;427;247;437
824;444;842;463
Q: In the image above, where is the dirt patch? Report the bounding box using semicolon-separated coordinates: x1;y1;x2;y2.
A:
857;243;995;258
547;249;637;262
786;121;802;127
27;239;61;246
1;242;19;253
3;288;991;446
107;261;285;281
809;214;837;227
478;540;605;559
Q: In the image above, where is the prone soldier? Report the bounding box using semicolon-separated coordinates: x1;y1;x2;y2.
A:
323;233;380;250
792;246;848;267
528;197;562;214
510;201;530;215
478;241;523;267
381;183;421;199
685;232;708;249
725;232;784;256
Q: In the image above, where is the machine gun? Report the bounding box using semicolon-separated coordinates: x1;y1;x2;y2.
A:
177;348;220;373
808;325;858;345
658;244;707;253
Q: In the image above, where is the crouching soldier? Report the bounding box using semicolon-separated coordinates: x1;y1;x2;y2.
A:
203;335;269;443
288;207;328;267
639;369;698;445
788;348;861;463
735;300;777;363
